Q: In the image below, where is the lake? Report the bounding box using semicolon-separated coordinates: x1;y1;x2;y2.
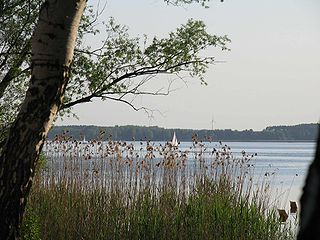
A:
145;141;315;208
178;141;315;208
43;140;316;209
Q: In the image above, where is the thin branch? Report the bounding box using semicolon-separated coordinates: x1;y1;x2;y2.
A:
61;56;213;109
100;57;212;93
60;93;99;109
73;48;103;58
95;0;107;23
103;95;162;120
104;96;145;112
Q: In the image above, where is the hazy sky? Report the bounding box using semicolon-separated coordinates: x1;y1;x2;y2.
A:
57;0;320;130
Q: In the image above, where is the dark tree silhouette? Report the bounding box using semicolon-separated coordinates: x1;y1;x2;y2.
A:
298;125;320;239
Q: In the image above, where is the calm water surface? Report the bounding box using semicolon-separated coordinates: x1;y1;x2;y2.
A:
44;140;316;207
181;141;316;207
124;141;315;205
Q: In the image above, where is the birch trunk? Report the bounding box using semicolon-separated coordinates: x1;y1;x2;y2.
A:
0;0;86;239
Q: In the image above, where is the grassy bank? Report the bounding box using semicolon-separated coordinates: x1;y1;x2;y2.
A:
22;138;295;239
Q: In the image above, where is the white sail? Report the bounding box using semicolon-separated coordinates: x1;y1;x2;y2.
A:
82;135;88;144
171;132;178;147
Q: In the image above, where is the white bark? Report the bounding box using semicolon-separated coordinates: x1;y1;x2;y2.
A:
30;0;86;139
0;0;86;238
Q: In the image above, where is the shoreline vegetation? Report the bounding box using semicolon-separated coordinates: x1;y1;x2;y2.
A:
22;136;297;239
48;123;318;142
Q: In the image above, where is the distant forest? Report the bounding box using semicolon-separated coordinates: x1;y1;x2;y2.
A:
48;123;318;142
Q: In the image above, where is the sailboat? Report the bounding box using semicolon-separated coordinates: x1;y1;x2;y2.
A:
171;132;178;147
81;135;88;144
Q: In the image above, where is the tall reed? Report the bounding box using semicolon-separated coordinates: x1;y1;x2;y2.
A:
22;136;295;240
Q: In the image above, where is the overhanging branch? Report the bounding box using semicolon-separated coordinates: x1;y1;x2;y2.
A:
61;56;212;110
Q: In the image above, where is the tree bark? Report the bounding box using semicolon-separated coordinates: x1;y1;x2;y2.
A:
298;125;320;239
0;0;86;239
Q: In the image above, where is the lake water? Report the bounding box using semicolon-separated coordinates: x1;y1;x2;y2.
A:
180;141;315;208
136;141;316;207
43;140;316;209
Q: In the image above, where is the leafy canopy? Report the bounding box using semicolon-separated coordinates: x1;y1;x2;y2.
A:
63;17;230;110
0;0;230;131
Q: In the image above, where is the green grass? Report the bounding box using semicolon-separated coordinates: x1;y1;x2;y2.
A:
22;139;295;239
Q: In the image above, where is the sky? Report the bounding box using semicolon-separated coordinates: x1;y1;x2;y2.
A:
57;0;320;130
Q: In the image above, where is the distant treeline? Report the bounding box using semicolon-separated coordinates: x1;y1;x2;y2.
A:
47;123;319;142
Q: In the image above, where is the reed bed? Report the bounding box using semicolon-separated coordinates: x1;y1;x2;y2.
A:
22;135;295;240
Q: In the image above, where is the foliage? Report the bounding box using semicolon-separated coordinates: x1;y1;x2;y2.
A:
21;207;41;240
0;0;42;138
62;17;230;111
164;0;223;8
20;155;46;240
1;1;230;130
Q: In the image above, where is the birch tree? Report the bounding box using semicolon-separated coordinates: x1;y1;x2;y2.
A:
0;0;86;238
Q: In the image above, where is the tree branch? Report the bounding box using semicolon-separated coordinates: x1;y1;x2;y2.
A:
61;56;212;110
103;95;162;120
